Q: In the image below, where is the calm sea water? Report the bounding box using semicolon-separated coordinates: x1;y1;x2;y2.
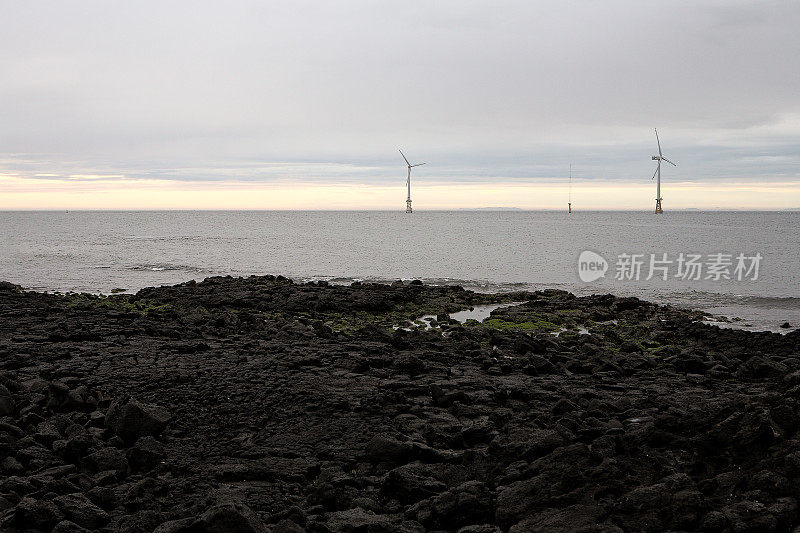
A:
1;210;798;332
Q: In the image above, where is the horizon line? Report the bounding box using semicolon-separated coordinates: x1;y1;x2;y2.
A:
2;208;799;213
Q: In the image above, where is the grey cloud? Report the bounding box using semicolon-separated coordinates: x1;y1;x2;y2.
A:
1;1;798;183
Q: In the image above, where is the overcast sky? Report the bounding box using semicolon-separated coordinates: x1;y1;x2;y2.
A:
1;1;799;207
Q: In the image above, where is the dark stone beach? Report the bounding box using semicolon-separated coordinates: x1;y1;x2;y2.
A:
1;275;799;532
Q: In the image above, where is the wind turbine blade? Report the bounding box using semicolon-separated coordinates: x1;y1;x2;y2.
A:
411;163;426;167
663;157;677;166
655;129;663;157
652;167;658;180
399;149;411;166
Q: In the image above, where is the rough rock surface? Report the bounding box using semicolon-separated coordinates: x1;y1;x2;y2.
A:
0;275;799;532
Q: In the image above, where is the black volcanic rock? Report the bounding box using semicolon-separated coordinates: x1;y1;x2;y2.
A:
0;275;798;531
105;398;171;444
127;436;165;473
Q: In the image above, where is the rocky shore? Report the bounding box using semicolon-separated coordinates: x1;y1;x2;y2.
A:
1;275;799;532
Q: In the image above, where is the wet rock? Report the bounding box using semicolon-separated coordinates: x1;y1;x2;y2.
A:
783;370;800;387
122;477;167;510
81;446;128;473
87;485;118;510
457;526;501;533
527;354;557;374
733;408;779;453
54;493;111;529
17;441;58;469
699;510;726;532
47;380;71;411
461;417;496;446
489;428;564;461
552;398;576;415
736;355;787;380
612;474;703;531
508;504;617;533
1;456;24;475
127;435;165;472
316;507;396;532
495;444;591;527
307;481;355;512
272;519;306;532
106;398;171;443
429;384;472;407
394;354;426;376
268;505;308;530
87;410;106;428
720;498;797;532
0;385;15;416
35;418;63;446
195;501;267;533
52;520;92;533
407;480;493;530
152;517;194;533
9;497;64;530
3;276;800;532
382;463;448;504
365;435;413;466
674;353;708;374
620;340;640;353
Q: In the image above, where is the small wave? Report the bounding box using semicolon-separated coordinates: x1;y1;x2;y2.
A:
297;276;552;293
128;264;205;273
124;235;248;243
643;288;800;309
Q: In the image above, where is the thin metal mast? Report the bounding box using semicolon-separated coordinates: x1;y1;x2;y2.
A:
568;164;572;213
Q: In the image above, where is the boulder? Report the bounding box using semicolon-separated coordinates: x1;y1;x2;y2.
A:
508;504;618;533
365;435;413;466
11;497;64;530
0;385;15;416
736;356;787;380
195;501;267;533
127;435;166;472
382;463;447;504
47;380;71;411
318;507;397;532
272;519;306;532
54;493;111;529
153;518;194;533
1;456;24;475
409;480;494;530
457;526;501;533
106;398;171;443
81;446;128;473
52;520;92;533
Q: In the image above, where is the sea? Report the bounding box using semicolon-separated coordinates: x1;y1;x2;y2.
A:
1;210;798;333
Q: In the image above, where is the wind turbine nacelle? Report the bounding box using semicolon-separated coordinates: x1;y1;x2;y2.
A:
652;156;660;161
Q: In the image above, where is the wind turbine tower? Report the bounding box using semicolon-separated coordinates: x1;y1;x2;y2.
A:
568;164;572;214
651;129;676;214
399;149;425;213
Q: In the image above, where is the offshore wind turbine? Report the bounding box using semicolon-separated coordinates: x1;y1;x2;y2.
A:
568;164;572;214
399;149;425;213
651;129;676;214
